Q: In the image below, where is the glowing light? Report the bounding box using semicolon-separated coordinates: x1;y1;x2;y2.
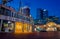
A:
46;28;55;31
24;23;28;32
46;22;56;27
34;28;36;31
44;25;46;27
15;22;23;33
29;24;32;32
14;22;32;34
43;9;47;11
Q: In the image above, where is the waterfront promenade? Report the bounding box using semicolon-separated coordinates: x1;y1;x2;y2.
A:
0;32;60;39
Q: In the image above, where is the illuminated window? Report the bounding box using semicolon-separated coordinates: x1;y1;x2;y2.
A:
1;20;14;32
15;22;23;33
29;24;32;32
15;22;32;34
24;23;28;32
0;20;1;32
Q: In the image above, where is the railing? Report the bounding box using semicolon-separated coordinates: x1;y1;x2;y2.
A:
0;15;30;23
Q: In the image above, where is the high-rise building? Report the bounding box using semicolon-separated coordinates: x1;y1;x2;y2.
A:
21;6;30;17
35;8;48;25
36;8;48;20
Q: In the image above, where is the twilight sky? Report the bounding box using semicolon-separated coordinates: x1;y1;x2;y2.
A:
0;0;60;19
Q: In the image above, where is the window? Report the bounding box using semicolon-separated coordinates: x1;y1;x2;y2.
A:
0;7;1;13
19;15;23;19
1;20;14;32
7;10;11;16
26;17;30;21
0;7;11;17
11;12;14;17
12;12;16;17
0;20;1;32
0;7;5;15
17;14;19;18
17;14;23;19
5;9;11;16
14;13;17;18
1;20;8;32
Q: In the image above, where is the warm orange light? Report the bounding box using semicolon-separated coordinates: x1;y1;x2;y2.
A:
29;24;32;32
46;27;55;31
24;23;28;32
46;22;56;27
15;22;23;33
14;22;32;34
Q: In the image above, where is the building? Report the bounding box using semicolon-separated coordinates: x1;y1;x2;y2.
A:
20;6;30;17
12;6;33;34
34;19;47;25
15;14;33;33
36;8;48;20
47;16;59;24
0;4;16;32
0;4;33;34
35;8;48;25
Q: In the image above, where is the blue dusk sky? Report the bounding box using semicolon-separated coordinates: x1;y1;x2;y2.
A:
0;0;60;19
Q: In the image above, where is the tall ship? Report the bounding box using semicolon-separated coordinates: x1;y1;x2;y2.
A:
0;0;34;34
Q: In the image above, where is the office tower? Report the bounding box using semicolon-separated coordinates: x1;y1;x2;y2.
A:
36;8;48;20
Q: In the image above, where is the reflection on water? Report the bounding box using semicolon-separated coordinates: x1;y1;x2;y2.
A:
0;32;60;39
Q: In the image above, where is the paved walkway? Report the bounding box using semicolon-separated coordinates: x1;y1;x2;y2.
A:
0;32;60;39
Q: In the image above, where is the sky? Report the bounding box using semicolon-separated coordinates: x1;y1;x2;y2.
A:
0;0;60;19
